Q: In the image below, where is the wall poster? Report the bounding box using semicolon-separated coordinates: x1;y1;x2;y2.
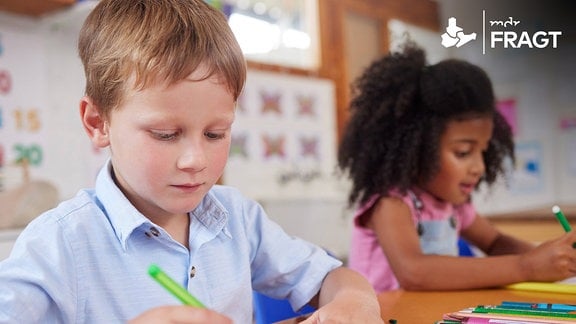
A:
509;140;544;195
223;70;341;201
0;28;47;190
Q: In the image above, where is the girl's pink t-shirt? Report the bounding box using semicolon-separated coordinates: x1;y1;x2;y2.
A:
347;188;476;292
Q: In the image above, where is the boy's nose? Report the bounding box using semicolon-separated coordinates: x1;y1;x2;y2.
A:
177;146;207;172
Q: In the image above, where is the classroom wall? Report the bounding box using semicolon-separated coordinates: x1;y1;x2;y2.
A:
0;2;106;202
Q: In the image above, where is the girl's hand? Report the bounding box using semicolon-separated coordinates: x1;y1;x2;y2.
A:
520;231;576;282
128;305;232;324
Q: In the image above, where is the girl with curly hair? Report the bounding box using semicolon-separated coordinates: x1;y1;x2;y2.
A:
338;42;576;293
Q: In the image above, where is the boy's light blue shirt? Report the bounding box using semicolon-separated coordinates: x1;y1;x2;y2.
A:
0;160;341;323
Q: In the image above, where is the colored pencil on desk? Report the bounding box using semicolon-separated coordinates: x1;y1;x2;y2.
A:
501;301;576;312
473;304;576;318
505;281;576;294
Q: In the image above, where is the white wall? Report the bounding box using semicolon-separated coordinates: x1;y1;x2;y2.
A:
260;197;353;261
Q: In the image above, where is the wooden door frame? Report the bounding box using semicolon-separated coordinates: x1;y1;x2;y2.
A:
317;0;439;138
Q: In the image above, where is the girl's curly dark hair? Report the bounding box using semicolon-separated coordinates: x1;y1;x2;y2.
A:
337;42;514;207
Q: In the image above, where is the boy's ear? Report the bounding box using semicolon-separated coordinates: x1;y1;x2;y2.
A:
80;96;110;148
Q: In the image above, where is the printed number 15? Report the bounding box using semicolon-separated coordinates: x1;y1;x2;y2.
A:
13;109;41;132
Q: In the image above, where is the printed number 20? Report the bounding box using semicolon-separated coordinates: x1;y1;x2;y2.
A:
13;143;43;166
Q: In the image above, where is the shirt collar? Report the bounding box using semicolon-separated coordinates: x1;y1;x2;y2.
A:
192;190;231;239
95;159;231;250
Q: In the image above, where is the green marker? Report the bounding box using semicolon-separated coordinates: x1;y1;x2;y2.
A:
148;264;205;308
553;205;572;232
553;205;576;248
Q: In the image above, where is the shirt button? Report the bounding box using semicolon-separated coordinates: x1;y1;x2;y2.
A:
190;266;196;278
149;227;160;237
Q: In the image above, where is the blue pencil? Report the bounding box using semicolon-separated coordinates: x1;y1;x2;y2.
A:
501;301;576;312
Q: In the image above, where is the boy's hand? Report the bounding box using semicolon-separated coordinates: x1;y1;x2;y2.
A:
302;266;384;323
299;293;383;324
128;305;232;324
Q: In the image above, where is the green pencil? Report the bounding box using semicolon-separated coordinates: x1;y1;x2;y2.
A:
148;264;205;308
552;205;576;248
552;205;572;232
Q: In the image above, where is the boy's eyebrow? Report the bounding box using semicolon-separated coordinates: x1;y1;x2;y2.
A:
134;108;235;120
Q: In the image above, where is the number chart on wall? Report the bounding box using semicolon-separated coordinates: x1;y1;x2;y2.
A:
0;29;48;191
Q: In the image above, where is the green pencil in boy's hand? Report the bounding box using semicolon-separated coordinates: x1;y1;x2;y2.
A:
148;264;205;308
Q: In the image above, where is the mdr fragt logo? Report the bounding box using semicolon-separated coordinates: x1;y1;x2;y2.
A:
440;11;563;54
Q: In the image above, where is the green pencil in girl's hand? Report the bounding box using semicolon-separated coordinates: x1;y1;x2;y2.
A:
148;264;205;308
552;205;576;248
553;205;572;232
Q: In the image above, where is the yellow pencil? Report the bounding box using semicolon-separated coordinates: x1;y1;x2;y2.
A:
506;282;576;294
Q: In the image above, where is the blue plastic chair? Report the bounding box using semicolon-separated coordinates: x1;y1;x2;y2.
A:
253;291;316;324
458;237;475;257
252;248;339;323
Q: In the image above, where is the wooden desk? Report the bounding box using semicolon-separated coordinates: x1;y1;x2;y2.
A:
276;288;575;323
378;288;575;323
